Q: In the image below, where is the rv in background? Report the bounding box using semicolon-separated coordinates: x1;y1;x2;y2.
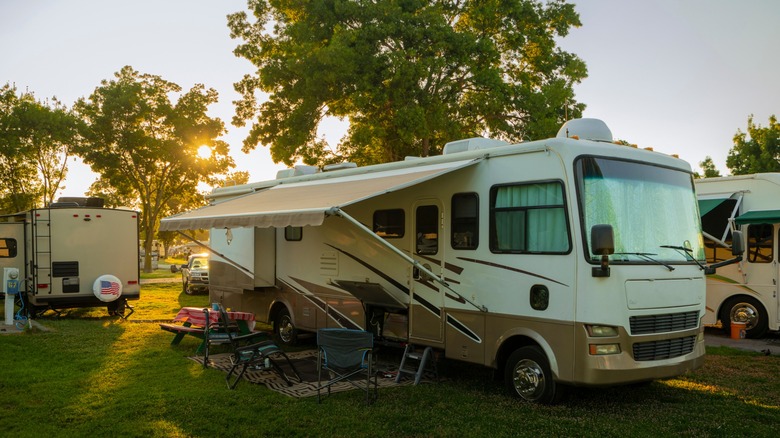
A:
0;197;140;318
696;173;780;338
162;118;712;404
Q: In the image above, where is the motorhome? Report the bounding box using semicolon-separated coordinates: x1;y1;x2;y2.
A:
696;173;780;338
0;198;140;320
162;118;710;403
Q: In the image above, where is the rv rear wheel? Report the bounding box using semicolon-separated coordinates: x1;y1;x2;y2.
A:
720;296;768;339
274;308;298;346
505;346;565;404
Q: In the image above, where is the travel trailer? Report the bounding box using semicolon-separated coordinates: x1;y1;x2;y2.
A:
0;198;140;320
696;173;780;338
162;118;712;403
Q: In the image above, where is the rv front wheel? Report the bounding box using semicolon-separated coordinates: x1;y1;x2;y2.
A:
720;296;769;339
505;346;564;404
274;308;298;345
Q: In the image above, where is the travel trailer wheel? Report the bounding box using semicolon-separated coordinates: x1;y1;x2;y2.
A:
274;308;298;345
107;299;126;317
505;346;564;404
720;296;768;339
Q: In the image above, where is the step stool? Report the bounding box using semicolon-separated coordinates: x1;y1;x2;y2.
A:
395;344;437;385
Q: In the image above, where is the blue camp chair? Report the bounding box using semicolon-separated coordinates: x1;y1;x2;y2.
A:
316;328;378;404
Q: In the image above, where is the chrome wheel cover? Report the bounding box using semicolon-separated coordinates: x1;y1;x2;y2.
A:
512;358;545;401
278;315;294;343
730;302;759;329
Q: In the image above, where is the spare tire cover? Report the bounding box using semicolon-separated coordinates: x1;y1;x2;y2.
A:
93;274;123;303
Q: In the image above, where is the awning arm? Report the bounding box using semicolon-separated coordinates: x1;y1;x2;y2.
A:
702;231;731;249
175;231;255;277
328;207;488;312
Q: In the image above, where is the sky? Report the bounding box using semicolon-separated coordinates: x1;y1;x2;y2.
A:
1;0;778;198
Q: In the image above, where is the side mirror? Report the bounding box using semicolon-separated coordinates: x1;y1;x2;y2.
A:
731;230;744;256
704;229;744;274
591;224;615;277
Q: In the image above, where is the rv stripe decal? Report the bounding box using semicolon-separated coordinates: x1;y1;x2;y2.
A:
416;254;465;275
324;244;481;342
446;314;482;343
281;278;362;330
325;244;410;295
456;257;568;287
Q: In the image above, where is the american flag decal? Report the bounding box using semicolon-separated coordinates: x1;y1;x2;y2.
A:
101;280;120;296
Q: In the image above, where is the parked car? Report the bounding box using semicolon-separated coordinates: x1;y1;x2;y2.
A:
180;253;209;295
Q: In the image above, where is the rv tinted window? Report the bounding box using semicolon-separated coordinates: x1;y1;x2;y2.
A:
452;193;478;250
374;209;404;238
285;226;303;241
416;205;439;255
489;181;570;254
0;238;17;257
747;223;773;263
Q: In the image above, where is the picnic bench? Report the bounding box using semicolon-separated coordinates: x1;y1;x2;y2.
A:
160;306;257;353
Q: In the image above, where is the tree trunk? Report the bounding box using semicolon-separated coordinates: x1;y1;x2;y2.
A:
143;232;154;273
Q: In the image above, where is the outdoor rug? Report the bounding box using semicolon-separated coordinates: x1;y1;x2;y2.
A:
189;350;436;398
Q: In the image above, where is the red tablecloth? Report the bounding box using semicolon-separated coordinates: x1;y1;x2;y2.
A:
174;306;255;330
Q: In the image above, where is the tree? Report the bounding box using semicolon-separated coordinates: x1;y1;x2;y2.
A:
697;156;721;178
0;83;79;212
726;115;780;175
74;66;234;272
227;0;587;166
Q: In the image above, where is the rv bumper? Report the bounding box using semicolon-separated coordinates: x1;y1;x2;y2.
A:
569;323;706;387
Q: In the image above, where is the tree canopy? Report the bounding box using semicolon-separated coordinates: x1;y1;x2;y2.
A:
74;66;234;271
228;0;587;166
696;156;721;178
726;115;780;175
0;83;79;212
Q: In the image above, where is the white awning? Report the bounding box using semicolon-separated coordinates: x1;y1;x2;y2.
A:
160;158;480;231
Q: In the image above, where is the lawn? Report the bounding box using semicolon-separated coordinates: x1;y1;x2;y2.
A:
1;282;779;437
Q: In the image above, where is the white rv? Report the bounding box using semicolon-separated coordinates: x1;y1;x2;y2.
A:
162;119;711;403
696;173;780;338
0;198;140;319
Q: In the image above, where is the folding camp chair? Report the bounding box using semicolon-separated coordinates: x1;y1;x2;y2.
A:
209;305;301;389
316;328;378;404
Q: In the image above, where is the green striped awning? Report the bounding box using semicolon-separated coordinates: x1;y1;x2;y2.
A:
734;210;780;225
698;198;729;217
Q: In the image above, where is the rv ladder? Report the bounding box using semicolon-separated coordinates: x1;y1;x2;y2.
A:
32;210;53;293
395;344;437;385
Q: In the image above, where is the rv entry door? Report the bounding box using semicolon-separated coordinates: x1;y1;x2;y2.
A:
409;201;444;344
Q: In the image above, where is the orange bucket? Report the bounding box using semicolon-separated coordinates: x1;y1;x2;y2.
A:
730;322;747;340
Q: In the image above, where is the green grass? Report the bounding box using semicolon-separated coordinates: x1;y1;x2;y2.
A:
1;286;779;437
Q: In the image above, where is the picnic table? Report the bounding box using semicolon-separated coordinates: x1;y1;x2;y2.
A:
160;307;256;352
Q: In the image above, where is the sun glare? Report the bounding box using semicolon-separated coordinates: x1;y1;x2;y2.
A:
197;145;211;159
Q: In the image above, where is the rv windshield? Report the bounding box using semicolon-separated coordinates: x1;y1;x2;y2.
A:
575;157;705;264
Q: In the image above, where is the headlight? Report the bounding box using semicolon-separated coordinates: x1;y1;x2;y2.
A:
589;344;621;355
586;325;619;337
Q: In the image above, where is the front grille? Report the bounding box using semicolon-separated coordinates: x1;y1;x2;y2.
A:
629;311;698;335
633;336;696;361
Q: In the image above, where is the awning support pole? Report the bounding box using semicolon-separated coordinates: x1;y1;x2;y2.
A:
175;231;254;277
328;207;487;312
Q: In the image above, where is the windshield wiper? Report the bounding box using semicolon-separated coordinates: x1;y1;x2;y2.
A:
660;245;708;271
614;252;675;271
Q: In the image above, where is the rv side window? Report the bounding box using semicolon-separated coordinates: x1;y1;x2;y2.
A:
416;205;438;255
747;223;773;263
489;181;570;254
451;193;478;250
373;209;405;238
285;226;303;241
0;238;17;257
